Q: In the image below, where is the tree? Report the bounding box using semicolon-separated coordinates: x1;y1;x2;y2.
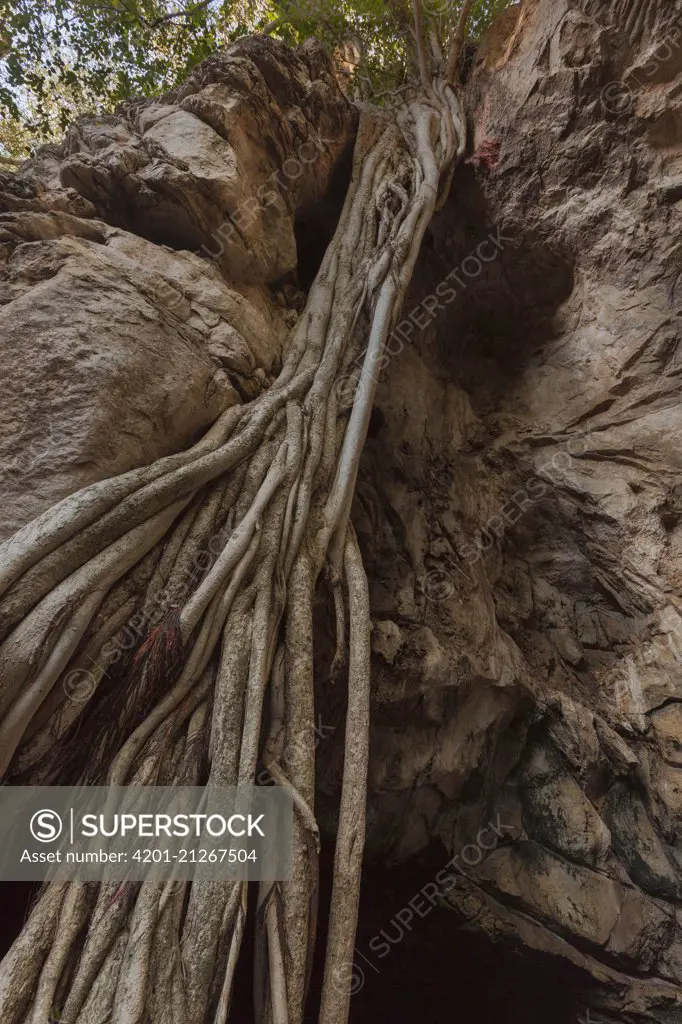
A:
0;2;512;1022
0;0;510;154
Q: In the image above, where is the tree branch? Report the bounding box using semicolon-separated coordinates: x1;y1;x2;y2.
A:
445;0;473;82
412;0;430;91
146;0;214;30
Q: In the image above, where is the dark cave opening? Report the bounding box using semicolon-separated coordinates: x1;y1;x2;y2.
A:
341;853;592;1024
341;854;593;1024
228;844;595;1022
417;162;576;406
294;138;355;293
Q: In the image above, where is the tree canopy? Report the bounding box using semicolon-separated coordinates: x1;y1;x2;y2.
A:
0;0;513;157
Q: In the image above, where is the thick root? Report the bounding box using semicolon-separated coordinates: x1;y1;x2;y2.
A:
0;83;466;1024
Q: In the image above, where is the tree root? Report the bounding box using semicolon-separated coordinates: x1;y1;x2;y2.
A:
0;82;466;1024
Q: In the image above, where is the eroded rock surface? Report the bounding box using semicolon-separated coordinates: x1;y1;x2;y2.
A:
0;36;355;541
329;1;682;1019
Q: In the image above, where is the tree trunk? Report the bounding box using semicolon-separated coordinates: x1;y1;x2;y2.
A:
0;38;466;1024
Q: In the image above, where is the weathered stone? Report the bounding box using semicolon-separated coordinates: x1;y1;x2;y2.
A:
345;0;682;1016
604;784;682;899
0;37;355;543
24;37;357;285
520;743;611;865
477;841;671;969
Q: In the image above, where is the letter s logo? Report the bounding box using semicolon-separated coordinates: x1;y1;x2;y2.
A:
30;809;63;843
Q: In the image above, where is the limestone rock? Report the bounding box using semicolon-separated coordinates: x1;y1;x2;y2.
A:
22;37;357;284
0;36;355;542
604;784;682;899
343;0;682;1016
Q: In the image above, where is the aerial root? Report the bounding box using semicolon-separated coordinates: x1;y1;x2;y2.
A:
319;529;371;1024
0;87;467;1024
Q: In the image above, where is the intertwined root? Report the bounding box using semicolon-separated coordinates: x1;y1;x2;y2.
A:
0;88;465;1024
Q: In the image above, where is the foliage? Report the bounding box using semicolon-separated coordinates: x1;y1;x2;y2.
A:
0;0;515;155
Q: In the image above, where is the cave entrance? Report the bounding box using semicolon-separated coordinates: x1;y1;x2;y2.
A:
309;850;593;1024
293;138;355;292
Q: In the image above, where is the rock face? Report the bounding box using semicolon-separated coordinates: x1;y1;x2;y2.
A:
334;0;682;1019
1;6;682;1022
0;37;356;542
